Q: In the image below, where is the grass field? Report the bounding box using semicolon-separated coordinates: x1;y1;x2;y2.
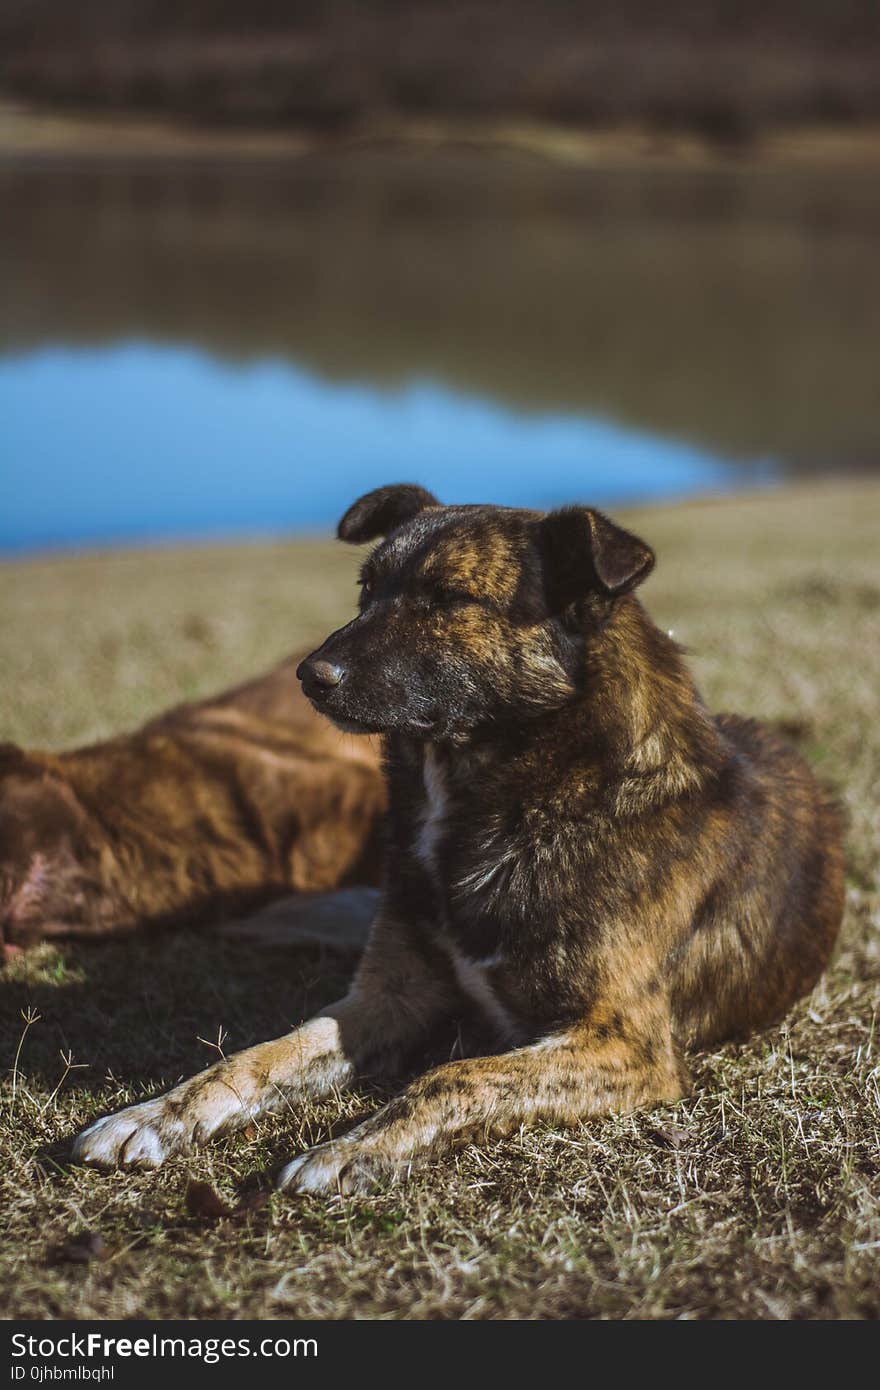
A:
1;482;878;1320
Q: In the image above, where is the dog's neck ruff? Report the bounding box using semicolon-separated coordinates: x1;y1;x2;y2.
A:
415;745;520;1042
415;744;448;881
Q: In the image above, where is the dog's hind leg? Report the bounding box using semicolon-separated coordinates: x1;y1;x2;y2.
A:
278;998;688;1194
72;917;455;1170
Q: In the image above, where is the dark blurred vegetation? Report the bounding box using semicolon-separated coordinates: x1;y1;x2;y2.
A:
3;156;879;470
2;2;880;140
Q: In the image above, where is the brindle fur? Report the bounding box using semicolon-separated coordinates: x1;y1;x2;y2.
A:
72;486;844;1192
0;654;384;953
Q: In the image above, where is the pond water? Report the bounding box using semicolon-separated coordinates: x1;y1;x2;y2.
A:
1;154;878;553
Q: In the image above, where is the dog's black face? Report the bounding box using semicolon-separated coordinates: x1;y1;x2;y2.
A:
297;484;655;743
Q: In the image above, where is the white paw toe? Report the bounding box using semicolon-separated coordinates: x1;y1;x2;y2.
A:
72;1103;177;1170
277;1146;344;1194
118;1123;170;1168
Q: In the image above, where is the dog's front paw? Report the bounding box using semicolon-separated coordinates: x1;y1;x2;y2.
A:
72;1061;261;1170
72;1099;186;1170
277;1138;397;1196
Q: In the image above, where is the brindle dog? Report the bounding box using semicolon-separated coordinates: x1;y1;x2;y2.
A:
73;485;844;1191
1;654;384;954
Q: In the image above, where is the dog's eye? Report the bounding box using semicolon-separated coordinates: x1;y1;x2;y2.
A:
432;587;474;609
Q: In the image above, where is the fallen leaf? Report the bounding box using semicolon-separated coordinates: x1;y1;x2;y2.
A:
49;1231;108;1264
648;1123;691;1151
232;1190;271;1221
185;1180;232;1220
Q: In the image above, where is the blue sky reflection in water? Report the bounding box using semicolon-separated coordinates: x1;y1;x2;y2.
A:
0;343;771;553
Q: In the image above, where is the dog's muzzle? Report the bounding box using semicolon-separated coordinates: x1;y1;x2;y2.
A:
297;657;345;702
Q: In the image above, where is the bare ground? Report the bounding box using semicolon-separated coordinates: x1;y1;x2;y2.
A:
5;100;880;172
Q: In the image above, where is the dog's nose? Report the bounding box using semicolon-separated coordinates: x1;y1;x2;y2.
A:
297;658;345;697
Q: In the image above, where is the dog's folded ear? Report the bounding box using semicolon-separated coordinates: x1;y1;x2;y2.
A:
337;484;440;544
538;506;655;610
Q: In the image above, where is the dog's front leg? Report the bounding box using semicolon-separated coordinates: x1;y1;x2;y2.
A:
279;1004;688;1194
72;920;452;1170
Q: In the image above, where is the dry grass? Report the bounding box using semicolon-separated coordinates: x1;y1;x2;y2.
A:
0;481;878;1320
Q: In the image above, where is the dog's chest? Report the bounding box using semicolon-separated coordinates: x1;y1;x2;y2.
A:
412;747;520;1042
414;745;449;882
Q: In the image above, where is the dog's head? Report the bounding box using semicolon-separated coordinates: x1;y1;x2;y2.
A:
297;484;655;743
0;745;97;948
